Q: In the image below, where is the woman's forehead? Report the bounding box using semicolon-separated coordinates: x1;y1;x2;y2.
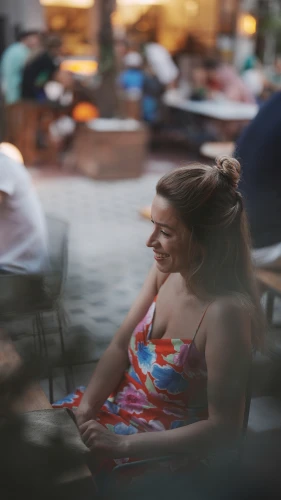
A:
151;195;179;225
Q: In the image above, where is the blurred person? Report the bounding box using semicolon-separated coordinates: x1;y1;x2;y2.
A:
189;64;209;101
118;52;164;124
144;41;179;88
0;30;41;104
54;157;263;485
241;55;265;103
21;34;67;102
142;61;165;125
266;55;281;90
0;152;48;274
235;91;281;269
203;58;255;104
118;51;144;93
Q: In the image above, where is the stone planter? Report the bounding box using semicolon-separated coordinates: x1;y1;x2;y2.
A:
72;119;149;180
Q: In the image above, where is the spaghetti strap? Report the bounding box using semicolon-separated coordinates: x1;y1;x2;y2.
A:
192;302;213;344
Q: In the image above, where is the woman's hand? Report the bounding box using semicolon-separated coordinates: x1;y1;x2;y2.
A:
75;402;95;427
79;420;127;458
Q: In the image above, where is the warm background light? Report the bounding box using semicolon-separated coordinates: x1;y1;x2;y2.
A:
117;0;169;5
185;0;199;17
60;59;98;76
238;13;257;36
40;0;94;7
0;143;24;164
72;102;99;122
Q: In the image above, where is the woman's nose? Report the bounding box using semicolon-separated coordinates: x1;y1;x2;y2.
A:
146;230;157;248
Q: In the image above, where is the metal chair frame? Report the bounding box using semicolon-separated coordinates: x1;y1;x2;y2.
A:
0;215;72;403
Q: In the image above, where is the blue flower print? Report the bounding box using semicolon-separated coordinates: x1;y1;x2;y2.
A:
114;422;138;435
104;400;119;415
152;364;189;394
137;341;156;374
170;420;185;430
128;365;142;384
53;387;85;406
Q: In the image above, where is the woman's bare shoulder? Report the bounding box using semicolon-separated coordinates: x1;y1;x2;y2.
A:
210;295;249;317
207;295;251;347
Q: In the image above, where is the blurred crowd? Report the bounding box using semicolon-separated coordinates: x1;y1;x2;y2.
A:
115;39;281;124
1;28;281;131
0;30;73;106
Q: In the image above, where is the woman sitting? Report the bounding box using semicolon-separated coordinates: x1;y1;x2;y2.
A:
55;156;263;474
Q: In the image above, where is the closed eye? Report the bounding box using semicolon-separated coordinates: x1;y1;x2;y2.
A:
160;229;170;237
151;218;171;237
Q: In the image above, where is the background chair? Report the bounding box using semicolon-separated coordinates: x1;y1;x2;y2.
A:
0;215;71;403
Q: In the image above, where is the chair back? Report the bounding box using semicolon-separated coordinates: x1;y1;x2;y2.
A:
0;215;69;317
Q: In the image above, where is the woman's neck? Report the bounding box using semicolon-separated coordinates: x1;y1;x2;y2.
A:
178;271;213;304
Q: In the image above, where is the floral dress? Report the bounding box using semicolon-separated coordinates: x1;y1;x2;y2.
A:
53;296;208;468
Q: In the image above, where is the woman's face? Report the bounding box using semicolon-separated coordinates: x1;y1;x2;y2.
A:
146;195;193;274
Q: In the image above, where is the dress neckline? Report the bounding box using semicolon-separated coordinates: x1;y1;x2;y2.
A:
146;296;211;350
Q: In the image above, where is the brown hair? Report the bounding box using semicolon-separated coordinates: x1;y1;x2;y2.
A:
156;156;264;349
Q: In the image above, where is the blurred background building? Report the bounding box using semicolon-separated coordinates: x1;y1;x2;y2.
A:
0;0;280;67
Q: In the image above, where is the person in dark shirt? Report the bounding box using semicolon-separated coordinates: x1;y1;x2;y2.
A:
21;34;62;101
235;91;281;269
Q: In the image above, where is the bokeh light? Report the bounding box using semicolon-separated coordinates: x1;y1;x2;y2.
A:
0;143;24;164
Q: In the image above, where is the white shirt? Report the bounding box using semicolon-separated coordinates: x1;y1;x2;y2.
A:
0;153;48;274
242;69;264;97
145;43;179;85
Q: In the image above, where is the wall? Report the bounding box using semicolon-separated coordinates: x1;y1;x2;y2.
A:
0;0;45;47
155;0;219;53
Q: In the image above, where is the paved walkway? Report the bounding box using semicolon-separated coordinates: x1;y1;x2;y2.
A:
32;160;175;396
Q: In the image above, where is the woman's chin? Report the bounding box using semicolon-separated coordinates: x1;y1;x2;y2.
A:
155;259;171;272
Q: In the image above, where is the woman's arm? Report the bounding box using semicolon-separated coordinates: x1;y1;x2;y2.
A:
80;298;252;458
77;263;168;424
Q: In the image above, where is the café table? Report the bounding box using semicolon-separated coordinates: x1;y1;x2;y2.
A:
163;89;258;141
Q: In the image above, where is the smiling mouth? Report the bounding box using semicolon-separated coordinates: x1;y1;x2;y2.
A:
154;251;170;260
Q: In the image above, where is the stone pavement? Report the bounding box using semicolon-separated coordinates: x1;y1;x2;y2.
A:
31;158;175;398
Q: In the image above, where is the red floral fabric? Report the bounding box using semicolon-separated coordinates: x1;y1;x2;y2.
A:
54;297;208;467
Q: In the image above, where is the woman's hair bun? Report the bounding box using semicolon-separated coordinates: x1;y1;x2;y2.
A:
215;156;241;189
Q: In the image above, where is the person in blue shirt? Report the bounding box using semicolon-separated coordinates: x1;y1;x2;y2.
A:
0;30;41;104
118;51;164;125
119;51;144;93
235;91;281;269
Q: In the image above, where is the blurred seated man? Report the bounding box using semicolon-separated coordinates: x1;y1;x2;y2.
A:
241;55;265;104
0;152;48;274
266;55;281;91
203;58;255;104
189;64;209;101
235;91;281;269
0;30;41;104
21;34;67;102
